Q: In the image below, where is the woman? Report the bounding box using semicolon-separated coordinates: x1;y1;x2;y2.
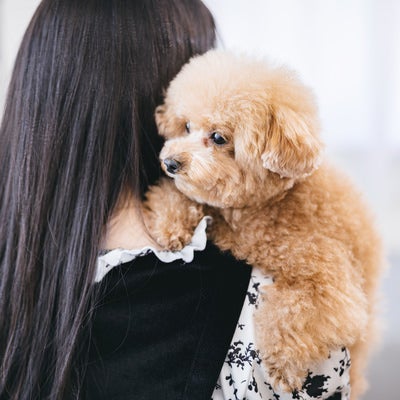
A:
0;1;351;399
0;0;237;398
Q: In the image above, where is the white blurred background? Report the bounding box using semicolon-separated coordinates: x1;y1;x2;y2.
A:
1;0;399;398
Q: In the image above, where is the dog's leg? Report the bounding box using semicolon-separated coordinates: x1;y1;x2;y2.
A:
254;237;368;394
143;177;205;251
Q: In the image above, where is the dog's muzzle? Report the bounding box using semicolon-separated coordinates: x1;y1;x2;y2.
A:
163;158;182;174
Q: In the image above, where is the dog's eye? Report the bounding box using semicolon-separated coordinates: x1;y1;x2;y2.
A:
185;122;191;133
211;132;227;145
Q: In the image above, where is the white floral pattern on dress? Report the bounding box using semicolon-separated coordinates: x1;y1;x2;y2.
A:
212;268;351;400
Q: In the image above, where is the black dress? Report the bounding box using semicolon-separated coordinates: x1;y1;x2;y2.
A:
83;242;251;400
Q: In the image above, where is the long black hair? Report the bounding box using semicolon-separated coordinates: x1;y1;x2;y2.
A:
0;0;216;398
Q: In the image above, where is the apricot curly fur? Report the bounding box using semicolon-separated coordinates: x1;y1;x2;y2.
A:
144;50;384;399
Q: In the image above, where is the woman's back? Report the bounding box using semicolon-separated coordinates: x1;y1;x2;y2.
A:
85;243;250;400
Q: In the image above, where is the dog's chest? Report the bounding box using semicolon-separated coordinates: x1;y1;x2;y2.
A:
213;207;282;267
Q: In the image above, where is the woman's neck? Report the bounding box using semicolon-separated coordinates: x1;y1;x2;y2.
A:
102;197;160;251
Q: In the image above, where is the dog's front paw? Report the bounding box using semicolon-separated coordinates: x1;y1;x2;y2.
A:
263;354;307;393
143;178;205;252
255;286;330;394
156;230;193;252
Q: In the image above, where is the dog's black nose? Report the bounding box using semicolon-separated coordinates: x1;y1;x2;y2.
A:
164;158;182;174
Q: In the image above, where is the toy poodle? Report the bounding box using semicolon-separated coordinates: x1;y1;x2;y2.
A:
143;50;383;399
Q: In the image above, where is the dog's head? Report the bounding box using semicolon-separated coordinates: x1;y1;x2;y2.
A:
156;50;323;208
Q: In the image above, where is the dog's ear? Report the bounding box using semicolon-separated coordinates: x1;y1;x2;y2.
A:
261;101;323;179
155;104;183;139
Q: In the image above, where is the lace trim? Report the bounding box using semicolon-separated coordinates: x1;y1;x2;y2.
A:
95;216;211;283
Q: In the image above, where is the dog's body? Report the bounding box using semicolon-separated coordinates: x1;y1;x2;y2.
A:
143;50;383;399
